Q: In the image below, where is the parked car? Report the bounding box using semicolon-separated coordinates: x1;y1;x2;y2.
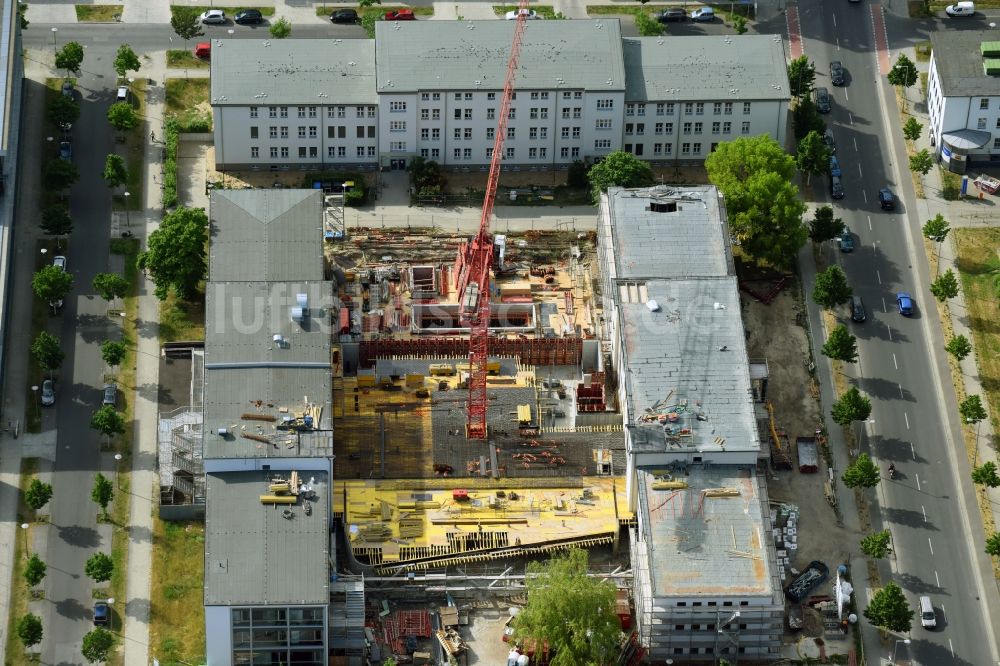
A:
93;602;109;627
234;9;263;24
824;128;836;153
61;81;74;98
116;85;130;102
814;87;831;113
330;8;359;23
897;292;914;315
505;8;540;19
103;383;118;407
945;1;975;15
385;9;416;20
829;155;841;177
194;42;211;59
830;175;844;199
41;379;55;407
656;8;687;21
830;60;845;86
839;228;855;252
690;7;715;21
53;255;66;271
200;9;226;24
58;141;72;161
851;295;867;322
878;187;896;210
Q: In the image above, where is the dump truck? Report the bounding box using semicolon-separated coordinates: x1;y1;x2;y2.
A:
797;437;819;473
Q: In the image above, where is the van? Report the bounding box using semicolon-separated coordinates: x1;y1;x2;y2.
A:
945;1;974;16
919;596;937;628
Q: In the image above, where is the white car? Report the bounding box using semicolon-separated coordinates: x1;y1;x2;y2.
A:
505;8;541;19
53;255;66;271
200;9;226;24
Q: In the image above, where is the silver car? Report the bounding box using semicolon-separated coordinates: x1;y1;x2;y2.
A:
103;383;117;406
200;9;226;24
41;379;55;406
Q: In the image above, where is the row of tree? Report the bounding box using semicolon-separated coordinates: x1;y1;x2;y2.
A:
170;6;292;43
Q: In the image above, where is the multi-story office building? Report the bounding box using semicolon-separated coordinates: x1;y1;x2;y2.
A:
927;30;1000;172
210;24;789;172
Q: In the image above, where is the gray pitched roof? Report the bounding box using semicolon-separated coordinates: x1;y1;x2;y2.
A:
375;19;625;93
931;30;1000;98
205;470;330;605
210;38;377;105
622;35;789;102
209;189;325;283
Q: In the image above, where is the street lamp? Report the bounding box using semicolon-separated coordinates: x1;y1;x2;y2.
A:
123;191;131;228
891;638;911;663
114;453;123;489
20;523;29;557
31;385;38;405
51;27;57;55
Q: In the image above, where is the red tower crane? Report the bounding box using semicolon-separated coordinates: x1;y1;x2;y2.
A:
454;4;531;439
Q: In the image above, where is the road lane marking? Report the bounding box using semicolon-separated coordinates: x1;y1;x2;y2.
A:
911;442;916;459
887;326;892;341
949;639;954;658
833;12;837;27
876;268;882;283
854;137;859;151
862;189;868;203
922;505;927;521
899;384;905;400
849;111;854;125
916;473;921;491
928;537;934;555
858;163;863;177
904;411;909;430
935;570;940;587
893;354;898;370
868;215;872;230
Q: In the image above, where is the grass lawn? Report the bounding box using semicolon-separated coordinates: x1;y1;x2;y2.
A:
165;77;212;131
149;520;206;665
317;4;433;16
586;4;673;14
159;289;206;343
930;0;1000;6
3;458;40;665
166;50;209;69
493;4;562;18
75;4;122;21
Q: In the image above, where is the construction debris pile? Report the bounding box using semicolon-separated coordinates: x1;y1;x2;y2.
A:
770;502;800;581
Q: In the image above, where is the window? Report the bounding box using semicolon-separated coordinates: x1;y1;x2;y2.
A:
561;127;569;139
741;121;751;135
453;128;461;140
309;106;317;118
487;147;495;158
507;127;516;139
251;146;259;158
995;118;1000;129
421;109;429;120
270;147;278;158
562;108;570;119
357;126;364;139
297;107;306;118
299;147;307;158
539;128;547;139
723;121;732;134
683;122;692;134
653;143;662;156
465;92;473;100
298;127;306;138
250;107;258;118
433;93;441;101
506;147;515;158
421;128;429;140
571;147;579;157
529;147;538;158
420;148;429;157
993;137;1000;150
463;148;472;158
462;128;471;140
530;108;539;119
575;91;582;99
250;126;259;139
634;144;643;156
529;127;538;139
280;146;289;157
981;98;990;109
309;126;317;138
336;106;346;118
355;106;365;118
695;102;704;115
539;147;547;158
531;92;539;100
280;107;288;118
625;123;633;135
390;141;406;152
487;108;496;120
327;107;337;118
594;139;611;149
390;120;406;132
269;107;277;118
464;109;473;119
338;146;346;157
978;117;988;130
725;102;733;115
431;148;440;158
454;108;462;120
624;144;632;153
573;107;581;119
636;123;644;135
488;92;496;100
561;146;569;157
694;122;702;134
655;103;665;116
368;146;376;157
337;126;346;138
541;92;549;100
432;109;440;120
684;102;694;115
713;102;722;115
597;99;614;110
682;143;690;155
743;102;752;114
280;127;288;138
357;146;365;158
693;142;702;154
540;108;548;119
454;92;462;100
390;101;406;112
665;102;675;115
654;122;663;134
368;126;376;138
269;126;277;138
572;127;580;138
563;92;572;99
508;108;516;119
487;127;495;140
626;103;635;116
421;93;430;101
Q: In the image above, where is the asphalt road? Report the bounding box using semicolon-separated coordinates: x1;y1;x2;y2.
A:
798;1;999;664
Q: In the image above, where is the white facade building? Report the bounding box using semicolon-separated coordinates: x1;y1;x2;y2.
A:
927;31;1000;172
211;25;789;172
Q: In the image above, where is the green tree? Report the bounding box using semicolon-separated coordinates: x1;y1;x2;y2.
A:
359;0;381;5
40;205;73;236
587;150;655;202
787;55;816;98
903;117;923;142
512;549;620;666
860;529;892;559
55;41;84;75
92;273;129;301
945;334;973;361
81;628;115;663
103;154;128;189
842;452;880;489
809;206;844;243
24;478;53;511
43;158;79;191
31;331;65;372
90;473;114;518
910;149;934;175
864;582;913;633
90;405;125;439
831;386;872;428
85;552;114;583
972;461;1000;488
32;266;74;308
138;206;210;300
16;614;43;649
107;102;140;132
24;554;47;587
733;14;747;34
46;94;80;129
960;394;988;425
812;265;851;308
270;16;292;38
705;135;808;268
923;212;950;241
170;6;203;46
634;11;664;36
796;130;831;183
101;340;128;368
930;268;959;301
113;43;141;78
987;533;1000;557
887;53;918;89
822;324;858;363
792;97;826;141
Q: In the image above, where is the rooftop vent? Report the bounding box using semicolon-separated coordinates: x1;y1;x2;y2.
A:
650;201;678;213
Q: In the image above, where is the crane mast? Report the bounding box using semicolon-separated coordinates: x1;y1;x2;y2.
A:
455;4;530;439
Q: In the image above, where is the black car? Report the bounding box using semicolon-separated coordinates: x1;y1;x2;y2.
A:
878;187;895;210
331;8;359;23
234;9;263;24
824;128;836;153
839;228;855;252
830;60;845;86
814;87;831;113
831;175;844;199
656;8;687;21
851;295;867;323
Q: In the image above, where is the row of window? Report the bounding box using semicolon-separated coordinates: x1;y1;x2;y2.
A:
974;116;1000;130
394;100;614;113
248;145;377;159
420;90;583;102
248;126;377;140
624;101;754;116
622;121;751;136
665;646;749;656
418;146;585;160
249;106;376;119
624;142;707;156
231;607;325;627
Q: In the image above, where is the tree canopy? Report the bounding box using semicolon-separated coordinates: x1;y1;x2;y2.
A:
47;94;80;129
103;154;128;189
24;478;53;511
864;582;913;633
91;473;114;516
821;324;858;363
170;6;204;44
85;552;114;583
812;265;851;308
101;340;128;368
795;130;830;182
842;452;880;489
923;213;950;242
81;628;115;663
705;136;807;268
270;17;292;38
945;334;973;361
909;149;934;175
41;205;73;236
787;56;816;98
512;549;620;666
43;158;80;191
860;529;892;559
93;272;129;301
888;53;918;88
587;150;654;203
792;97;826;141
831;386;872;427
903;117;923;142
24;554;47;587
809;206;844;243
138;206;209;300
960;394;987;424
31;331;65;372
55;41;85;74
107;102;140;131
972;461;1000;488
987;533;1000;557
930;269;959;301
90;406;125;438
32;265;74;306
113;43;141;78
16;614;43;649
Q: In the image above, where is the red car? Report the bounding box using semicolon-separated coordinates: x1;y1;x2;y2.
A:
385;9;416;20
194;42;211;59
